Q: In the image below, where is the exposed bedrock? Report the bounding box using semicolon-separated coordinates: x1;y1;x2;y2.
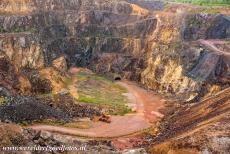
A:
0;1;230;153
141;13;230;100
0;0;229;101
0;33;44;69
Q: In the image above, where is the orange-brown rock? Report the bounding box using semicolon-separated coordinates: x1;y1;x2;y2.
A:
149;88;230;154
18;74;31;95
52;56;67;72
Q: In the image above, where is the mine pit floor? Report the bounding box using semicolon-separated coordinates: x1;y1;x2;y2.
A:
28;68;165;138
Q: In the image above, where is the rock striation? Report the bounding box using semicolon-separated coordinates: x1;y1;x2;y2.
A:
1;0;229;101
0;1;229;154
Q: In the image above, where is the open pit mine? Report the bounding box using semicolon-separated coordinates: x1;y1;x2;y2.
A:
0;0;229;154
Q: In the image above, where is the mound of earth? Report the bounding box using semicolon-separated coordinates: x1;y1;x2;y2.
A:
0;93;105;123
39;94;103;119
0;96;69;123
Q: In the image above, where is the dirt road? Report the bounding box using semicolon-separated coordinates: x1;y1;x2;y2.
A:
29;71;165;138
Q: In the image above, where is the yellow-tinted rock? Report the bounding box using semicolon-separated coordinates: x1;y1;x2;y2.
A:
18;75;31;95
52;56;67;72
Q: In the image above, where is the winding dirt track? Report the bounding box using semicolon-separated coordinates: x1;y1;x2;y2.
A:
28;71;165;138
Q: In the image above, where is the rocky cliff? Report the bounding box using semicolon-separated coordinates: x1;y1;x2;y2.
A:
0;0;229;101
141;12;230;101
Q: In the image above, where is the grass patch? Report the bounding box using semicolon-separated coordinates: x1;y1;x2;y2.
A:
175;0;230;6
76;71;131;115
0;26;37;33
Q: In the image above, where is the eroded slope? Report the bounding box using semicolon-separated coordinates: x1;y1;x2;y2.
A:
150;88;230;154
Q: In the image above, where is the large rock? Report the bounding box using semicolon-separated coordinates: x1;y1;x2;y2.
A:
21;68;52;94
188;52;229;82
207;15;230;39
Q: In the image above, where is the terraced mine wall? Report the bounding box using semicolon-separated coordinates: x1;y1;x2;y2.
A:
0;0;229;101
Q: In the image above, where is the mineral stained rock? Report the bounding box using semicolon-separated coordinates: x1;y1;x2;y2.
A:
0;1;229;154
1;0;229;101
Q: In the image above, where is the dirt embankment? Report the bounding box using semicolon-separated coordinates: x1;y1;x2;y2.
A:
149;87;230;154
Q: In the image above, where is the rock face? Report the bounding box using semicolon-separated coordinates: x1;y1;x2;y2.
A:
0;57;20;94
0;1;229;154
0;1;229;99
140;13;229;101
0;34;44;70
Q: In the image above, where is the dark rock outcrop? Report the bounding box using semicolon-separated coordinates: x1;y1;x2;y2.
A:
183;14;230;41
0;57;20;95
188;52;229;83
207;15;230;39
